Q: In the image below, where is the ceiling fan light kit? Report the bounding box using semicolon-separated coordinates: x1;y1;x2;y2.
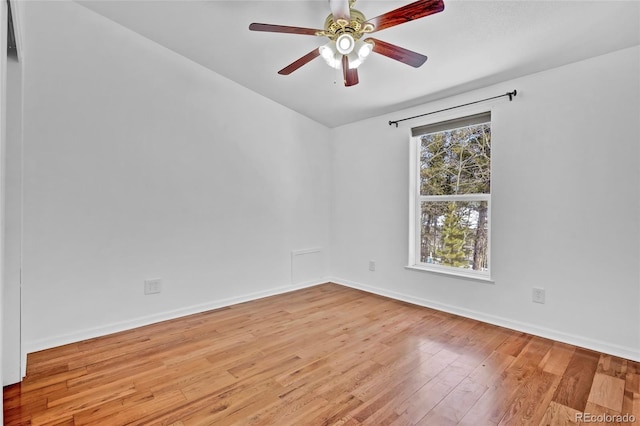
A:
249;0;445;87
320;38;373;69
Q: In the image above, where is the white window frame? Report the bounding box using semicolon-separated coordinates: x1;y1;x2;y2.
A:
407;109;493;282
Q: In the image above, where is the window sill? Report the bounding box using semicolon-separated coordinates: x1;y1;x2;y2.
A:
405;265;495;284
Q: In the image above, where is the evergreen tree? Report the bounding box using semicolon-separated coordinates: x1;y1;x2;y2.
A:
436;202;468;267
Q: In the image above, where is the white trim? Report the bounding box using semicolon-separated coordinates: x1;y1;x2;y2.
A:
0;3;7;420
22;279;328;359
291;247;322;256
408;137;418;266
329;277;640;362
404;265;493;283
409;121;493;280
419;194;490;202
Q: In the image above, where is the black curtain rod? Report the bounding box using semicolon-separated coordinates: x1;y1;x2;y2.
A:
388;90;517;127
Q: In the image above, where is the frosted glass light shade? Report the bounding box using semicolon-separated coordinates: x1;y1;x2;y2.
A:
320;38;374;70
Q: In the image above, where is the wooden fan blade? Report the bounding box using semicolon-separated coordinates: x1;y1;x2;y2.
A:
368;38;427;67
342;55;359;87
249;23;322;36
278;48;321;75
364;0;444;33
329;0;350;21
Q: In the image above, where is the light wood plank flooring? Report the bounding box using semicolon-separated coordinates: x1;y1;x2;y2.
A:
4;283;640;425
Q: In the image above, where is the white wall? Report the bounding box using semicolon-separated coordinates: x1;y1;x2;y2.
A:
20;1;331;356
330;46;640;361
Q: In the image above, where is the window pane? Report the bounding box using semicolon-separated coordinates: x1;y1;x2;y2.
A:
419;123;491;196
419;200;489;271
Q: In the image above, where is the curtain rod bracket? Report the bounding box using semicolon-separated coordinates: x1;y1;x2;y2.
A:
389;120;399;127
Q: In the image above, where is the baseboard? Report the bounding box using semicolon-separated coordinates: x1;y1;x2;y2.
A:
21;278;328;377
329;277;640;362
21;276;639;380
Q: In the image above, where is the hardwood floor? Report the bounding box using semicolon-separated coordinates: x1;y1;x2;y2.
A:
4;283;639;425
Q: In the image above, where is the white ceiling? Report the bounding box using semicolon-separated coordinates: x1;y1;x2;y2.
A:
77;0;640;128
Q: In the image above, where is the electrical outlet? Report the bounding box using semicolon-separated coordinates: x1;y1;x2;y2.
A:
369;260;376;272
532;287;545;304
144;278;162;295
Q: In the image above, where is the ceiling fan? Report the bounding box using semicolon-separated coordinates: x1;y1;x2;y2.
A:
249;0;445;87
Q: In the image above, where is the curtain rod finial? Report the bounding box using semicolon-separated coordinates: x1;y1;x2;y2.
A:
389;120;398;127
508;90;517;101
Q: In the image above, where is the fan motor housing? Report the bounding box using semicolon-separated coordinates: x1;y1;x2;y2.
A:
323;9;368;41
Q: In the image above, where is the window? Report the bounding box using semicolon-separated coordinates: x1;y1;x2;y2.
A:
408;112;491;279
